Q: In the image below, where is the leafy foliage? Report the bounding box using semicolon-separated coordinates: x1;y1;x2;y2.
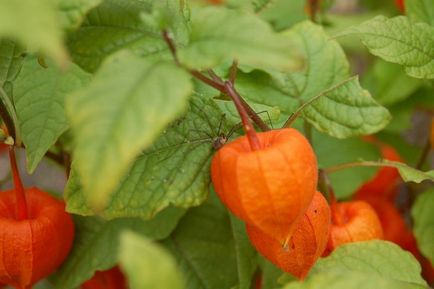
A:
236;21;390;138
67;52;192;209
65;95;227;219
67;0;167;72
344;16;434;79
119;231;185;289
178;6;303;72
52;207;185;289
0;0;66;64
0;1;432;289
163;193;257;289
14;57;91;172
312;241;427;287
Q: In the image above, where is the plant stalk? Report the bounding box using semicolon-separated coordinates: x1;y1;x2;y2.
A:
8;146;28;220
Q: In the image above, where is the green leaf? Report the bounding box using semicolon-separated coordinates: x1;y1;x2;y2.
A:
236;21;390;138
344;16;434;79
234;70;298;116
52;206;185;289
229;215;258;289
362;60;422;105
0;40;25;90
412;189;434;264
314;132;380;198
65;95;225;219
58;0;103;30
278;21;349;111
390;161;434;183
0;0;67;64
178;7;303;72
119;231;185;289
259;257;285;289
67;52;192;210
406;0;434;26
67;0;169;72
282;272;427;289
312;241;427;287
163;193;255;289
299;77;391;139
14;57;91;173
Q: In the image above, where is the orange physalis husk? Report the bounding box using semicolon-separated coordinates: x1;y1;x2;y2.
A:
355;195;413;250
246;192;330;279
0;187;75;289
212;128;318;242
81;266;127;289
325;200;383;255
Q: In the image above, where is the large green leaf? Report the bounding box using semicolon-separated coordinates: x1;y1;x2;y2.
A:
300;77;391;138
229;214;258;289
406;0;434;26
67;52;192;210
67;0;169;72
58;0;103;30
119;231;185;289
412;189;434;264
312;241;427;287
163;193;257;289
0;0;66;64
282;272;426;289
65;95;226;219
14;57;91;173
0;40;24;91
236;21;390;138
344;16;434;79
178;6;303;72
52;207;185;289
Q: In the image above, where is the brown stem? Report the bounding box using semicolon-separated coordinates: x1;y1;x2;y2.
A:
225;81;261;151
8;146;28;220
162;30;179;65
207;70;224;84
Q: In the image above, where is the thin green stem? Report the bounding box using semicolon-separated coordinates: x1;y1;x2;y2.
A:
324;160;398;174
